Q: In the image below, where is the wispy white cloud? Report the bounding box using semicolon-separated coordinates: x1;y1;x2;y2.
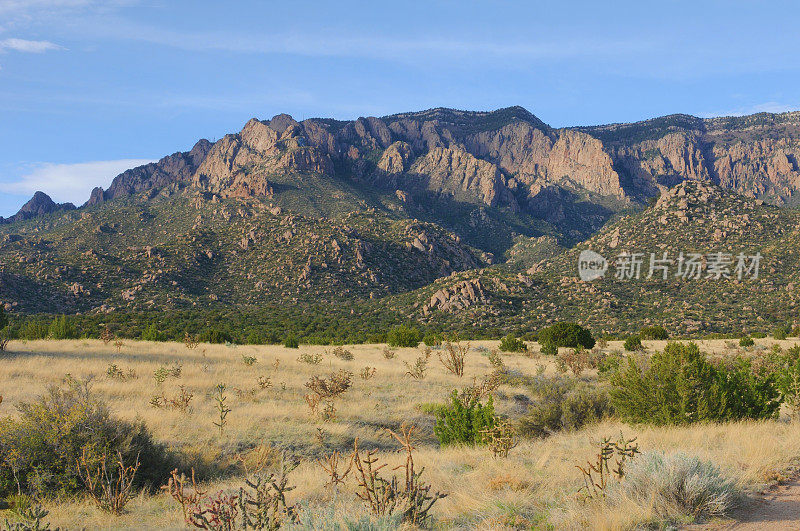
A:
0;38;63;52
0;158;155;205
0;0;93;14
93;21;644;63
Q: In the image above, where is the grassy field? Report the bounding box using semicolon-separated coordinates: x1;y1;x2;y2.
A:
1;338;799;529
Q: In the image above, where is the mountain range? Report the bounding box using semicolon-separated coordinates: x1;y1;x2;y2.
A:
1;106;799;335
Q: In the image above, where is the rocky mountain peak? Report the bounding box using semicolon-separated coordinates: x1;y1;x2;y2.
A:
1;191;75;224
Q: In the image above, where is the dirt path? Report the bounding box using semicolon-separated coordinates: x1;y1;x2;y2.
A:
687;477;800;530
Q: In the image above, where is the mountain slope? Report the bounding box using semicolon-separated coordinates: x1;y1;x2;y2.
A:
399;180;800;335
2;106;800;334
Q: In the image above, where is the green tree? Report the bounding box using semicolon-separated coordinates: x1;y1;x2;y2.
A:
386;325;422;348
48;315;77;340
141;323;165;342
538;323;595;350
610;342;781;425
499;334;527;353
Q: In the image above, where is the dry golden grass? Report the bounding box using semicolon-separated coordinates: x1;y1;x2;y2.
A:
0;337;798;529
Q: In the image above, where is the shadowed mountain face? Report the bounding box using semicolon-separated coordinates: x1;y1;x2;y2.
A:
2;106;800;327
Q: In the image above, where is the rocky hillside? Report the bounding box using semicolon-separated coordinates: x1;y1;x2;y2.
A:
2;106;800;333
399;180;800;335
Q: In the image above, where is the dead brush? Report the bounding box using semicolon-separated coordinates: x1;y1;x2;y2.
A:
458;371;502;406
486;349;505;369
100;326;114;345
113;339;124;353
304;369;352;420
106;363;137;382
331;346;354;361
0;335;9;352
184;333;199;350
382;347;396;359
150;385;193;413
76;449;140;515
360;366;377;380
438;342;468;377
233;386;259;402
351;424;446;526
556;347;593;375
576;434;639;499
257;375;272;390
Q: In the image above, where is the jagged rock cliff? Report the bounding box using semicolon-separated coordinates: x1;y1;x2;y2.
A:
11;106;800;236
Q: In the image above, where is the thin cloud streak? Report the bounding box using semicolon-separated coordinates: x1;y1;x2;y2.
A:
87;18;647;63
0;38;63;52
0;158;155;205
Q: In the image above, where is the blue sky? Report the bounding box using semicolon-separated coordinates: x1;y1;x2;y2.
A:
1;0;800;217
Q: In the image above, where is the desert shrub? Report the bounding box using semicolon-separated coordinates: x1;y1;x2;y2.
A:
422;333;441;348
774;327;788;340
165;451;300;530
540;341;558;356
739;336;755;347
153;363;182;384
304;370;353;420
245;331;264;345
20;320;48;340
0;376;174;498
751;331;767;338
48;315;77;340
576;434;639;499
610;342;782;425
386;325;422;348
0;306;7;331
610;451;740;523
198;328;232;344
517;377;613;438
141;323;165;342
556;347;595;375
349;425;446;526
332;346;354;361
433;390;495;446
241;354;257;366
791;326;800;337
244;330;278;345
597;351;624;377
624;335;644;352
499;334;527;353
538;323;595;356
298;352;322;365
639;325;668;340
770;345;800;415
486;349;505;369
404;349;431;379
284;335;299;349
